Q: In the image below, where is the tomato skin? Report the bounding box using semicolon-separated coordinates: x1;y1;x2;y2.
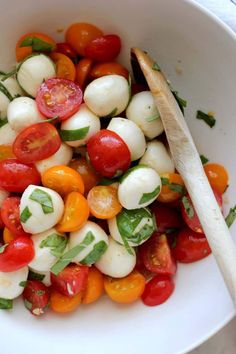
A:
158;173;185;203
50;289;82;313
0;212;4;230
56;42;78;60
151;202;183;234
204;163;229;194
0;236;34;272
141;275;175;306
23;280;50;316
76;58;93;88
84;35;121;62
87;129;131;178
89;62;129;80
0;159;41;193
50;52;76;81
82;267;104;304
13;123;61;164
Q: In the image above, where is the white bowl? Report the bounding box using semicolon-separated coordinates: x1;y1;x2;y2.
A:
1;0;236;353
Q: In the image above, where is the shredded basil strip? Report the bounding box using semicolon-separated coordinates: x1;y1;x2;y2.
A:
146;113;160;122
29;188;54;214
0;82;13;101
20;36;54;52
80;241;108;265
19;281;28;288
40;233;68;258
200;154;209;165
0;118;8;128
0;68;17;82
225;206;236;228
182;196;194;219
139;185;160;205
28;270;45;281
196;110;216;128
102;107;118;119
0;298;13;310
24;299;32;310
171;90;187;114
161;177;185;194
99;177;117;186
152;62;161;71
20;206;32;223
0;244;8;254
60;126;90;141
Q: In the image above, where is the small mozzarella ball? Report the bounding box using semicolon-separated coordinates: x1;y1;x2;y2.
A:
0;76;23;119
7;97;44;132
95;237;136;278
0;123;17;145
0;267;28;299
28;269;52;286
0;92;10;119
0;189;10;208
61;103;101;147
2;76;23;97
107;117;146;161
69;221;109;265
118;165;161;209
84;75;130;117
16;54;56;97
139;140;175;174
20;185;64;234
35;143;73;175
126;91;164;139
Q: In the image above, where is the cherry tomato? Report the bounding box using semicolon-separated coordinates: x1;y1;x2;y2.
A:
131;83;148;95
3;227;16;244
158;173;185;203
89;62;129;80
56;42;77;61
76;58;93;88
82;267;104;304
65;23;103;56
151;202;183;234
0;145;15;161
50;289;82;313
87;129;131;178
23;280;50;316
0;212;4;230
0;235;34;272
204;163;229;194
0;159;41;193
13;123;61;164
36;78;83;121
50;52;76;81
84;34;121;62
141;275;175;306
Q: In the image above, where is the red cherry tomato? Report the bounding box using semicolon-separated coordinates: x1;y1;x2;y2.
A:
0;159;41;193
141;275;175;306
50;264;89;297
56;42;78;61
1;197;30;237
131;83;148;95
36;78;83;121
13;123;61;164
151;202;183;234
140;233;177;276
84;34;121;62
172;227;211;263
0;236;34;272
23;280;50;316
87;129;131;178
0;212;4;230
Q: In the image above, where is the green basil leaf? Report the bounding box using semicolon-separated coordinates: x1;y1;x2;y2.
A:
225;206;236;228
0;68;17;82
0;71;6;75
171;90;187;114
160;177;169;185
19;281;28;288
152;62;161;71
200;154;209;165
0;298;13;310
99;177;116;186
28;270;45;281
20;36;33;46
60;126;90;141
80;241;108;265
29;188;54;214
24;299;32;310
196;110;216;128
146;113;160;122
20;206;32;223
182;196;194;219
0;82;13;101
0;118;8;128
161;177;185;194
102;107;118;119
139;185;160;205
20;36;54;52
0;244;8;254
40;233;68;258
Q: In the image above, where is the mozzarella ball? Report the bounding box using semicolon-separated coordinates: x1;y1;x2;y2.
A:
107;117;146;161
0;123;17;144
84;75;130;117
29;228;67;272
118;165;161;209
108;207;155;246
1;76;23;97
69;221;109;265
126;91;164;139
35;143;73;175
0;92;10;119
60;103;101;147
0;189;10;208
0;267;28;299
28;269;52;286
20;185;64;234
139;140;175;174
7;97;44;132
95;237;136;278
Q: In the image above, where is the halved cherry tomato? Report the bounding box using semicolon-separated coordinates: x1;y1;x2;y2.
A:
16;32;56;62
0;159;40;193
42;165;84;196
23;280;50;316
65;23;103;56
0;235;34;272
87;185;122;219
140;233;177;276
51;264;89;297
0;145;15;161
141;275;175;306
104;271;145;304
151;202;183;234
158;173;185;203
87;129;131;178
76;58;93;88
56;42;77;61
89;62;129;80
82;267;104;304
56;192;89;233
36;78;83;121
50;52;76;81
1;197;30;237
3;228;16;244
13;122;61;164
204;163;229;194
172;227;211;263
50;289;82;313
85;35;121;62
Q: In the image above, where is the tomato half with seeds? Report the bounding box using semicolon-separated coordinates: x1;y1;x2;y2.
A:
84;34;121;62
36;78;83;121
142;275;175;306
23;280;50;316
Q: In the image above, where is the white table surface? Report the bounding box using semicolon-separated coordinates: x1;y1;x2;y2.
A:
190;1;236;353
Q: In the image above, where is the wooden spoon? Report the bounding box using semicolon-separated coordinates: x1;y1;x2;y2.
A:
132;47;236;305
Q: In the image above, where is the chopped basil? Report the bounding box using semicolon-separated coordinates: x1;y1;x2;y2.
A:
0;70;6;75
0;82;13;101
36;290;45;296
196;110;216;128
99;177;116;186
29;188;54;214
24;299;32;311
152;62;161;71
20;206;32;223
102;107;118;119
225;206;236;228
146;113;160;122
28;270;45;281
0;118;8;128
171;90;187;114
139;185;160;205
59;126;90;141
0;298;13;310
80;241;108;265
182;196;194;219
0;68;17;82
0;244;8;254
20;36;54;52
161;177;185;195
19;281;28;287
40;233;68;258
200;154;209;165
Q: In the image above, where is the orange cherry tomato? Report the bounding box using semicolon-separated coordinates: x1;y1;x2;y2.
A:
157;173;185;203
76;58;93;88
87;185;122;219
3;227;16;244
89;62;129;80
50;52;76;81
42;165;85;196
56;192;89;233
16;32;56;62
65;23;103;56
0;145;15;161
69;157;100;195
82;267;104;304
104;271;146;304
50;289;82;313
204;163;229;194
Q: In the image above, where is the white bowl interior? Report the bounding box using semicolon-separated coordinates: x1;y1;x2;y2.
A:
1;0;236;353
